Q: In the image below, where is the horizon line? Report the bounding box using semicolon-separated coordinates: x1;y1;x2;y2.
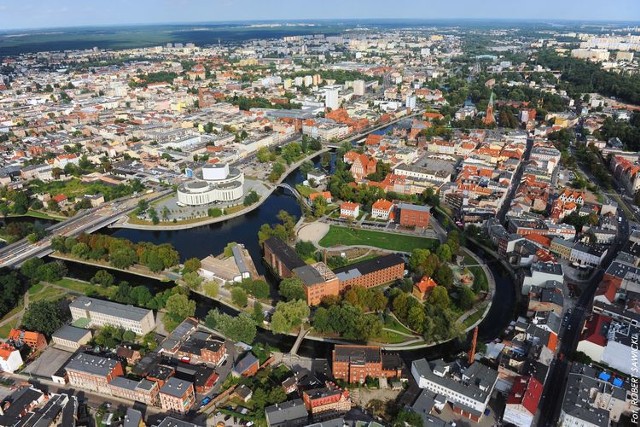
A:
2;17;640;33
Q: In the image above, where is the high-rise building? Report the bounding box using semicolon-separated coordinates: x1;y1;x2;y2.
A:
353;80;365;96
406;95;417;109
325;87;340;110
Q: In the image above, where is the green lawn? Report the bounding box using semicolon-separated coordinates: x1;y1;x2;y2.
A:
30;287;66;303
295;184;316;198
54;278;111;297
384;315;415;335
319;226;438;253
8;210;66;221
0;319;19;339
373;329;412;344
28;283;45;295
462;306;487;328
0;303;23;323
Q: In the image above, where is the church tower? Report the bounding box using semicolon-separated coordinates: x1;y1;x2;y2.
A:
483;92;496;126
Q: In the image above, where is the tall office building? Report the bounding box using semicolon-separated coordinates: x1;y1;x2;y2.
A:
325;87;340;110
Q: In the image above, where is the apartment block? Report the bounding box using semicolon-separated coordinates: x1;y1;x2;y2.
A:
69;297;156;335
159;377;195;414
65;353;124;394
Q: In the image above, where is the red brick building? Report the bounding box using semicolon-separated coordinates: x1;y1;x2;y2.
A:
334;254;405;291
7;329;47;352
65;353;125;394
397;202;431;228
201;339;227;365
332;345;403;384
159;377;195;414
293;262;340;306
263;237;306;279
344;151;377;181
302;386;351;415
233;352;260;377
175;336;227;365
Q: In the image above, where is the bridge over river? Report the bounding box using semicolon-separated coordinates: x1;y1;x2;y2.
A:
0;190;172;269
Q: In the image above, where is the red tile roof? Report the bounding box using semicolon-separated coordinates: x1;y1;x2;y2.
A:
507;376;544;415
415;276;437;293
580;313;611;347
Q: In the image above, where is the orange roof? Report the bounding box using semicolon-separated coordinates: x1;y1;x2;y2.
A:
415;276;437;293
52;194;67;203
344;151;360;163
8;329;42;343
423;112;444;121
309;191;332;201
341;202;359;210
372;199;394;211
0;344;16;360
547;332;558;351
525;234;552;248
365;134;383;146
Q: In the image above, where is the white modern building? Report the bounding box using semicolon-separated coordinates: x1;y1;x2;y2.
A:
177;163;244;206
521;262;564;295
352;80;365;96
411;358;497;422
52;325;93;350
324;87;340;110
69;297;156;335
0;344;23;373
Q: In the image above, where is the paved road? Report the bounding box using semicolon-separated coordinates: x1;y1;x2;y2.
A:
536;183;629;426
0;190;171;268
497;136;534;224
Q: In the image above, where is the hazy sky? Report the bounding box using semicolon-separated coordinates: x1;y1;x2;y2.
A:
0;0;638;30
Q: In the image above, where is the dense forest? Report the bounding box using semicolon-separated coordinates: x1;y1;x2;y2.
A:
536;50;640;105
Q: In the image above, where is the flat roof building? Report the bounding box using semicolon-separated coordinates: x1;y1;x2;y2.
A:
265;398;309;427
69;297;156;335
65;353;124;394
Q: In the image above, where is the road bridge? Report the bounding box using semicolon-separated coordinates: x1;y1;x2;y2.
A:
0;190;172;269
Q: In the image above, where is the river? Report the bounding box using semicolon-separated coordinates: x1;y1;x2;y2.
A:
21;143;516;362
44;149;516;361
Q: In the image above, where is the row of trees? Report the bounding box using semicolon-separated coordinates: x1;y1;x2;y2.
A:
0;221;47;244
205;309;257;343
51;233;180;272
20;259;67;284
0;271;25;321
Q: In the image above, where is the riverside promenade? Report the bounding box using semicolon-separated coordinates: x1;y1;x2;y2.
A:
112;147;330;231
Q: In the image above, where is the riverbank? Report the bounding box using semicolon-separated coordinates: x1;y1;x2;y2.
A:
5;210;66;222
49;252;174;282
111;148;330;231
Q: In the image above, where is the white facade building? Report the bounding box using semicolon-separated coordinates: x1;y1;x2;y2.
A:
411;358;497;421
177;163;245;206
0;345;23;373
324;87;340;110
353;80;365;96
69;297;156;335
